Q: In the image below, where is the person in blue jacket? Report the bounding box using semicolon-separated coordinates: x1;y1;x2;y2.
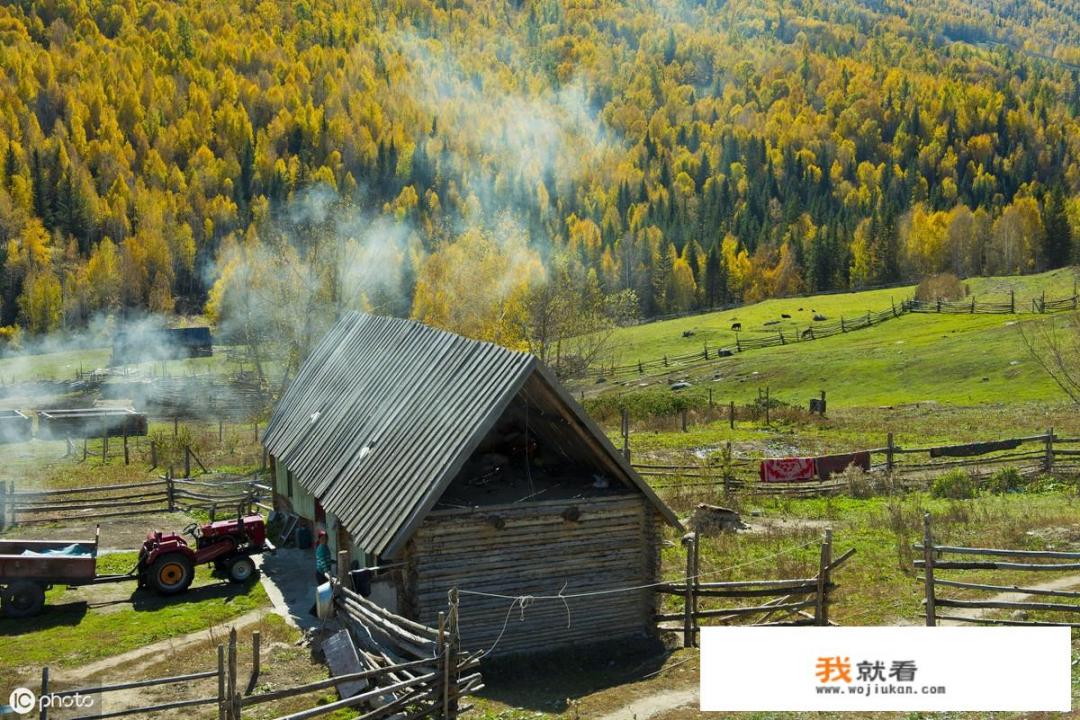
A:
315;529;331;583
309;529;332;617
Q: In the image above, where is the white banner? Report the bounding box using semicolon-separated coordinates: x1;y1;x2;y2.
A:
700;626;1071;711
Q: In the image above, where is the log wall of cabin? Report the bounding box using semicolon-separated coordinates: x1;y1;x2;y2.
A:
401;493;663;656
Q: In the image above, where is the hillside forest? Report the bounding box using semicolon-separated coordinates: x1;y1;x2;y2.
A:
1;0;1080;367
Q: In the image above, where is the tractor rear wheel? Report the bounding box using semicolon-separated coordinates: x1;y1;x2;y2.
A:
150;552;195;595
226;556;256;583
2;580;46;618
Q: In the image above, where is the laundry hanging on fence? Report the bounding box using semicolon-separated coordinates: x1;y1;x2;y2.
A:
928;439;1022;458
760;457;817;483
815;451;871;480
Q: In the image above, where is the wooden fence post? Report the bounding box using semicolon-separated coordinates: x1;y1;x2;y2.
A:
815;529;832;625
174;416;179;437
249;631;261;696
764;386;770;426
680;407;688;433
1010;289;1015;313
886;433;895;472
1045;427;1054;472
708;388;713;409
218;644;226;720
184;447;191;479
923;513;936;627
40;665;49;720
682;532;697;648
729;401;735;430
123;431;129;466
448;588;460;718
438;611;448;719
620;409;630;462
227;627;238;720
337;549;351;586
150;440;157;469
166;472;175;513
819;390;826;417
840;317;846;332
219;418;224;444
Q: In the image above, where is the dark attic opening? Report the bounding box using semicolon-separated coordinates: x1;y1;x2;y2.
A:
437;375;632;509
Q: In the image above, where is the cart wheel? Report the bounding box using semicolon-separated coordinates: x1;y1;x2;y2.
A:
150;552;195;595
2;580;46;618
226;556;256;583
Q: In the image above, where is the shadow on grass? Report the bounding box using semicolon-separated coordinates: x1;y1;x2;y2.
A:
475;637;669;713
129;576;259;611
0;601;89;635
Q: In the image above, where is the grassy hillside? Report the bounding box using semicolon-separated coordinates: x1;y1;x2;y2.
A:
580;268;1080;411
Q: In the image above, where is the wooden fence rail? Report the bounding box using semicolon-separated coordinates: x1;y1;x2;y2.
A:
634;431;1079;498
655;530;854;646
915;513;1080;627
0;476;269;528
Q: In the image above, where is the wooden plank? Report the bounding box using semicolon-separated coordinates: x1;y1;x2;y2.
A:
934;598;1080;613
655;599;816;621
921;577;1080;598
915;560;1080;571
914;544;1080;560
934;614;1080;628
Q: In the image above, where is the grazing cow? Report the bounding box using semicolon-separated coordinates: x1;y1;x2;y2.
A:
813;314;827;322
798;307;804;311
801;328;813;340
731;322;742;331
763;320;780;326
682;330;695;337
718;349;734;357
781;313;791;319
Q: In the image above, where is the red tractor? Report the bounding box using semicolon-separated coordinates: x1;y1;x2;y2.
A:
138;514;272;595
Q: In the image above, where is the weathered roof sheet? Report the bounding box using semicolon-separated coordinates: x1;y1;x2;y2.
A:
264;312;679;557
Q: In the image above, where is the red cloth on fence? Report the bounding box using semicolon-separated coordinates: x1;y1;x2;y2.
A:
815;451;871;480
759;457;817;483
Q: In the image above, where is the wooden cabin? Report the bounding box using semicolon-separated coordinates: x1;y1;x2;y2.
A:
264;313;681;656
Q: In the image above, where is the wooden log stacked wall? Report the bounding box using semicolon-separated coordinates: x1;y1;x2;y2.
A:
404;494;663;656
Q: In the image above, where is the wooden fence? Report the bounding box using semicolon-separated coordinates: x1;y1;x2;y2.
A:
36;587;478;720
37;629;236;720
634;430;1080;498
0;475;268;528
326;549;482;719
915;513;1080;627
907;291;1078;315
656;530;854;646
585;289;1078;381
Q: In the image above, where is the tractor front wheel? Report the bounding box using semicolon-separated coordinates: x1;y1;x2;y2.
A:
226;556;256;583
1;580;46;618
149;552;195;595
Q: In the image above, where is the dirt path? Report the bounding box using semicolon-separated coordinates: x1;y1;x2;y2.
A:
75;608;270;677
595;686;699;720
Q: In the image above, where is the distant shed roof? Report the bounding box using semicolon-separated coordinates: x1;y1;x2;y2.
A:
264;312;679;557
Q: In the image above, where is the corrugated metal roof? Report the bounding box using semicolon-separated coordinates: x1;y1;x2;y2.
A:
264;312;680;558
